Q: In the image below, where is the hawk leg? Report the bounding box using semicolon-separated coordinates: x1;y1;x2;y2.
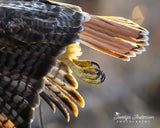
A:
66;59;105;84
57;42;106;84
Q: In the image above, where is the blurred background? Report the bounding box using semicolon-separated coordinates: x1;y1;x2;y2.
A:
33;0;160;128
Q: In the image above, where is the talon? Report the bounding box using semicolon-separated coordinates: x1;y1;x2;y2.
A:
100;71;106;83
95;68;102;79
91;61;100;69
58;55;105;84
69;59;105;84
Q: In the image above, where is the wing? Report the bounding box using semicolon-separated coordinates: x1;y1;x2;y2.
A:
0;0;84;127
0;0;83;45
0;37;65;128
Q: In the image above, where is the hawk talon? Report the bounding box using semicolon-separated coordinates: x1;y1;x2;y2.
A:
95;69;106;83
65;59;105;84
91;61;100;69
95;68;102;79
100;71;106;83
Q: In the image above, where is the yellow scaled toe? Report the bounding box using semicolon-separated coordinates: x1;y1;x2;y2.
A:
72;59;100;68
66;59;105;84
57;42;105;84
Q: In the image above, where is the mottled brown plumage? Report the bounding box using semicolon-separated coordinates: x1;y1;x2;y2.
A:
0;0;85;127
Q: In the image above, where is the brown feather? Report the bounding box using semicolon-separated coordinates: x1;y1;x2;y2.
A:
80;15;149;61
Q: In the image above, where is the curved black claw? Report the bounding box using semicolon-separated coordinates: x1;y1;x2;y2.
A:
95;69;106;83
91;61;100;69
100;71;106;83
95;68;102;79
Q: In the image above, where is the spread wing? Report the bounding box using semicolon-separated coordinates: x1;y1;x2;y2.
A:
0;0;84;127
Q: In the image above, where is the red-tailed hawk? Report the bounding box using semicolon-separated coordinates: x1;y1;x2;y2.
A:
0;0;149;127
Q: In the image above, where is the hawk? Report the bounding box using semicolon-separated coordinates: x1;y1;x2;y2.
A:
0;0;149;127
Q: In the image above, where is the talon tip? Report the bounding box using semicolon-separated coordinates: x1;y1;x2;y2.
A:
95;69;102;79
91;61;100;69
100;71;106;83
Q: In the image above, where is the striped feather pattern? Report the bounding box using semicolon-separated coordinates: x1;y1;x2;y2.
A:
0;0;83;46
0;0;84;127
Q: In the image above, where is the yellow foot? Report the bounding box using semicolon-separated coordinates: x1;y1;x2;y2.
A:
67;59;105;84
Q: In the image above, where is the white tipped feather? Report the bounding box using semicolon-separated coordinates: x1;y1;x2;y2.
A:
145;41;150;46
136;50;143;54
144;35;149;42
129;53;136;57
142;47;146;52
80;15;149;61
